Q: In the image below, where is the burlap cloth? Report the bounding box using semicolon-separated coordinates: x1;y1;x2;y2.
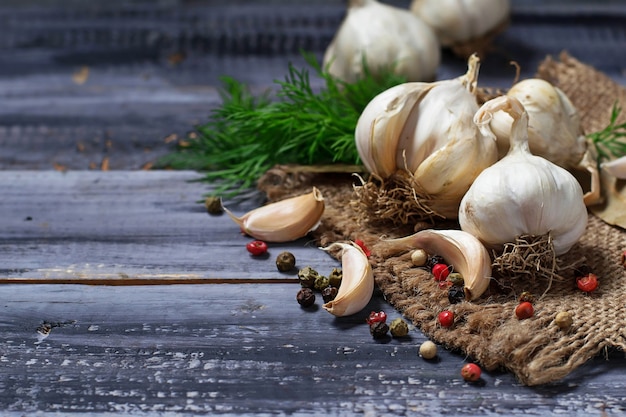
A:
258;52;626;386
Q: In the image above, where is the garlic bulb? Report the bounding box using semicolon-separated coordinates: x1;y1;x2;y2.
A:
458;96;588;256
223;188;324;243
489;78;601;205
410;0;510;54
355;54;498;218
323;0;440;83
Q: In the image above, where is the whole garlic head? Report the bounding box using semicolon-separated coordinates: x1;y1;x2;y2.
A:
489;78;601;206
459;96;588;256
355;54;498;218
323;0;440;83
410;0;510;47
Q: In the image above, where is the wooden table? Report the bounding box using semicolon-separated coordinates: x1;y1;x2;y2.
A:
2;1;626;415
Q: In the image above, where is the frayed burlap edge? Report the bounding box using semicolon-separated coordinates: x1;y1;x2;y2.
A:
257;53;626;386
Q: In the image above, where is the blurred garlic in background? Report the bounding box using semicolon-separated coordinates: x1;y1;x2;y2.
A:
323;0;440;83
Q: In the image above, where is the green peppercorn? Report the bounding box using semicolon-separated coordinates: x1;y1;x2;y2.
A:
328;267;343;288
389;317;409;337
519;291;535;304
298;266;319;288
321;286;338;303
276;251;296;272
448;272;464;287
369;321;389;339
204;196;223;215
314;275;330;292
296;288;315;307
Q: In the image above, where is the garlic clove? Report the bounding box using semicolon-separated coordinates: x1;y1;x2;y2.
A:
322;242;374;317
601;155;626;179
223;188;324;243
381;229;492;301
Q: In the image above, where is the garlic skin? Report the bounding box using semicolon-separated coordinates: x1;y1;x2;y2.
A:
411;0;510;47
355;54;498;218
489;78;601;206
381;229;492;300
322;242;374;317
223;188;324;243
323;0;440;83
459;96;588;256
601;155;626;179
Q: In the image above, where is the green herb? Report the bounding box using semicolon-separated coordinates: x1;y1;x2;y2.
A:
156;52;406;197
588;102;626;163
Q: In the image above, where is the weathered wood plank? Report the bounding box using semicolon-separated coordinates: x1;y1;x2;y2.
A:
1;283;625;416
0;171;335;283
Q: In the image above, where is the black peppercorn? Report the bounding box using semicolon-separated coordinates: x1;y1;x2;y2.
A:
369;321;389;339
448;285;465;304
321;286;338;303
427;255;445;270
296;288;315;307
276;251;296;272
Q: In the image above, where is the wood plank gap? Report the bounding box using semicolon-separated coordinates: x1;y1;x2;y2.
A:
0;277;299;286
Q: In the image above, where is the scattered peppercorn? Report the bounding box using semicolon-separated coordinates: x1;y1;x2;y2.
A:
577;273;599;293
366;311;388;325
448;285;465;304
321;286;338;303
328;267;343;288
296;288;315;307
276;251;296;272
554;311;573;330
369;321;389;339
411;249;428;267
314;275;330;292
515;301;534;319
246;240;268;256
461;363;482;382
427;255;445;269
432;263;450;281
389;317;409;337
204;196;223;215
354;239;371;257
419;340;438;359
438;310;454;328
519;291;535;303
298;266;319;288
448;272;464;287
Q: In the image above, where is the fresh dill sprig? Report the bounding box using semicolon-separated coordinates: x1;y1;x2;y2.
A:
156;52;407;197
587;102;626;163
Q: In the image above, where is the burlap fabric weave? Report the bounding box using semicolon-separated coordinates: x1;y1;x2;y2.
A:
258;53;626;386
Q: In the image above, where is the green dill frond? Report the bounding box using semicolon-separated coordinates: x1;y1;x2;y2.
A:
156;51;407;197
588;102;626;163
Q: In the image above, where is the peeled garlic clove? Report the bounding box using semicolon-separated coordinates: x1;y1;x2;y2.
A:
381;229;492;300
224;188;324;243
322;242;374;317
323;0;440;83
601;155;626;179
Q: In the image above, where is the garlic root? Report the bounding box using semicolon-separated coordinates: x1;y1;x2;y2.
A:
223;187;324;243
322;242;374;317
381;229;492;300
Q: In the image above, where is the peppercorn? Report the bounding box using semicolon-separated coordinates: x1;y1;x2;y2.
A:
369;321;389;339
298;266;319;288
313;275;330;292
419;341;437;359
204;196;223;215
461;363;482;382
577;273;599;293
389;317;409;337
321;286;338;303
438;310;454;328
448;285;465;304
519;291;535;303
276;251;296;272
448;272;464;287
411;249;428;267
328;267;343;288
515;301;534;320
431;263;450;281
427;255;445;269
296;288;315;307
554;311;573;330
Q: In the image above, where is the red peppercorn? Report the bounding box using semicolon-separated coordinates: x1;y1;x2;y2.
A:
438;280;452;289
366;311;387;325
246;240;268;256
515;301;534;320
438;310;454;328
355;239;371;257
461;363;482;382
431;263;450;281
577;273;599;293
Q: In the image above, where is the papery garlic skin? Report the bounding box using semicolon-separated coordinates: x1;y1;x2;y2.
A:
323;0;440;83
459;96;588;256
355;54;498;218
322;242;374;317
223;188;324;243
410;0;510;47
602;155;626;179
489;78;601;206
